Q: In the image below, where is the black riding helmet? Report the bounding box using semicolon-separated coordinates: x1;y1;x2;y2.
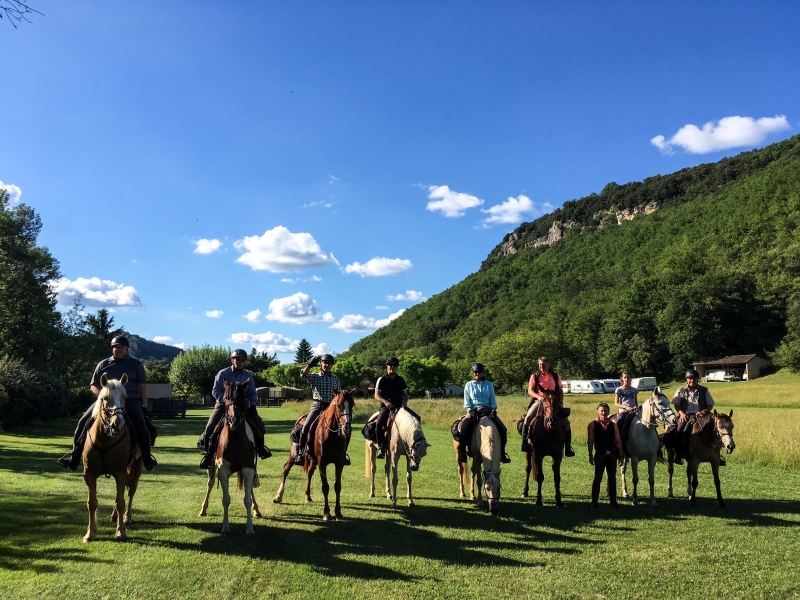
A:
685;369;699;379
471;362;485;373
385;356;400;366
111;335;130;347
320;354;335;364
230;349;248;359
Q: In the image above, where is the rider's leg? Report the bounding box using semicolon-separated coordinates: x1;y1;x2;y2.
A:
521;401;539;452
458;414;474;463
563;416;575;457
58;402;96;471
199;403;226;450
127;402;156;470
590;454;604;507
491;414;511;463
673;418;689;464
607;455;619;507
375;406;390;458
295;401;323;464
247;407;271;459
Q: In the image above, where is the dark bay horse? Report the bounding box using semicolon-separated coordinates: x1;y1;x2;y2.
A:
666;410;736;507
214;379;258;534
82;373;143;542
273;389;355;521
522;390;566;507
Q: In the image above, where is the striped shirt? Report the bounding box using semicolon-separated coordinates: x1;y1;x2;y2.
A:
303;372;341;404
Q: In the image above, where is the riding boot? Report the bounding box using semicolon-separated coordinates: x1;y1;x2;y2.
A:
500;441;511;463
564;430;576;457
458;443;468;464
258;444;272;460
294;443;306;465
200;452;215;469
376;442;387;459
57;445;82;472
520;425;531;452
143;453;157;471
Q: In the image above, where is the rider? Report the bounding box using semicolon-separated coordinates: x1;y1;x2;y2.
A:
587;402;622;509
57;336;157;472
197;349;271;469
459;363;511;464
522;357;575;457
374;356;409;459
671;369;716;465
614;371;638;454
294;353;349;465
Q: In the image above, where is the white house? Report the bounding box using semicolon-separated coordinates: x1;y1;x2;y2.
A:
443;383;465;397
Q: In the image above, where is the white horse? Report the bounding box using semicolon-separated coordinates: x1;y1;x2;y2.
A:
365;408;430;508
619;387;676;506
454;414;502;516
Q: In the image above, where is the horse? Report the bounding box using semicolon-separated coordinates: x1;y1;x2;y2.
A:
666;410;735;507
199;465;262;519
618;387;677;506
453;412;502;516
522;390;565;507
365;407;430;508
273;389;355;521
82;373;143;542
213;379;259;535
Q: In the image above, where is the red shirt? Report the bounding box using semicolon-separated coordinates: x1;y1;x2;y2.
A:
529;371;561;395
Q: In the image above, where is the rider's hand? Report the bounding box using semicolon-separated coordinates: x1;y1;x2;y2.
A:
588;456;594;465
679;411;688;422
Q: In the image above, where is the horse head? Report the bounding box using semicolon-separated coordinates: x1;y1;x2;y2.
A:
541;390;558;431
714;409;736;454
332;388;357;437
96;373;128;436
223;379;250;431
648;387;677;428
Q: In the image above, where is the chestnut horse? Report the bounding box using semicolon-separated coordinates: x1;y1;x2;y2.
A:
82;373;143;542
666;410;736;507
214;379;259;534
273;389;355;521
521;390;566;507
453;413;502;516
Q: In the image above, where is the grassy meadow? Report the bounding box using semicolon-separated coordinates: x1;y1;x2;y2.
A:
1;373;800;599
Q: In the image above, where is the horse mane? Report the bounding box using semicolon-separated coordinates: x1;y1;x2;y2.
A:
692;412;715;434
479;417;501;479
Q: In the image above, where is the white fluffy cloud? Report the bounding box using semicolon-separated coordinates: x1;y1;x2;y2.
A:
153;336;173;343
234;226;337;272
204;310;224;318
280;275;322;284
52;277;142;307
173;343;187;350
312;342;335;356
387;290;427;302
330;309;405;332
0;181;22;204
265;292;334;324
426;185;484;217
375;305;389;310
244;309;262;322
651;115;790;154
481;194;536;225
228;331;299;354
344;257;412;277
194;238;223;254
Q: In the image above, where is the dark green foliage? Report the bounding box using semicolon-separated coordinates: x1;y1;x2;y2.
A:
294;339;314;363
142;359;171;384
773;293;800;371
344;135;800;379
168;345;230;400
0;355;76;430
267;363;304;388
247;348;279;387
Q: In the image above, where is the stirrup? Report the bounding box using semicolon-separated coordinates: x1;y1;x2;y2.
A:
501;452;511;464
293;451;305;465
57;452;79;472
200;453;214;469
376;447;386;459
258;445;272;460
143;454;157;471
343;454;351;466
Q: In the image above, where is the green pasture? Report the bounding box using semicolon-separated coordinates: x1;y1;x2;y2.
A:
2;376;800;599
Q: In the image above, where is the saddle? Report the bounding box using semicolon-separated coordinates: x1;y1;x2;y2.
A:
291;413;307;444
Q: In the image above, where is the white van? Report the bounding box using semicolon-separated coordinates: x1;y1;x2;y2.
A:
568;380;604;394
632;377;657;391
601;379;621;393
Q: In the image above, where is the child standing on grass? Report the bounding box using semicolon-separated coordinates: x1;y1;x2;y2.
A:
587;402;622;509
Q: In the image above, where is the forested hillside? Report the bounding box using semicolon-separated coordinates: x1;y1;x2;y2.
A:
343;135;800;385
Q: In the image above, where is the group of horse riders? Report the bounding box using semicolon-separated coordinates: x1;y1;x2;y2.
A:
57;340;718;498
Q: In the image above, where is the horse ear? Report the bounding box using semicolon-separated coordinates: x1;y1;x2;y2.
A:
243;378;251;386
100;373;108;386
713;409;718;416
350;388;358;395
223;380;230;389
729;409;733;417
425;442;432;448
120;373;128;386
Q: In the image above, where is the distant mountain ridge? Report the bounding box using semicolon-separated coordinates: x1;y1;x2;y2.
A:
126;333;183;362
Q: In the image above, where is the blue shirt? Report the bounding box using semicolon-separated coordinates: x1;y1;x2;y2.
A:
463;379;497;410
212;366;257;407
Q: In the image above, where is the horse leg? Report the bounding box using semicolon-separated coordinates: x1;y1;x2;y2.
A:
631;458;640;506
200;465;217;515
252;488;262;519
552;456;564;508
390;451;399;509
667;450;675;499
333;462;344;520
455;440;466;498
320;463;331;521
112;471;127;541
243;467;255;535
369;443;377;498
535;455;545;506
620;457;629;499
124;458;142;527
648;456;658;507
384;454;392;500
305;461;316;503
219;464;232;533
712;459;725;508
687;460;697;507
406;455;414;507
84;473;99;542
472;458;484;510
272;458;292;504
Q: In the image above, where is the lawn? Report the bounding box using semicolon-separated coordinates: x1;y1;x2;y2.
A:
1;376;799;599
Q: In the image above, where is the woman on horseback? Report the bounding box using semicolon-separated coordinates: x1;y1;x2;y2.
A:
458;363;511;464
614;371;638;454
375;357;409;459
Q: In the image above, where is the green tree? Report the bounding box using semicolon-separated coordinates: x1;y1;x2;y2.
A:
168;345;230;401
399;356;451;397
294;339;314;363
332;355;379;392
267;363;304;388
142;358;170;383
773;293;800;371
84;308;123;342
478;330;559;392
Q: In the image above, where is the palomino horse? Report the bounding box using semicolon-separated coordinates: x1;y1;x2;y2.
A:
213;379;259;535
365;407;430;508
618;387;677;506
666;410;735;507
274;389;355;521
454;412;502;516
82;373;143;542
522;390;565;507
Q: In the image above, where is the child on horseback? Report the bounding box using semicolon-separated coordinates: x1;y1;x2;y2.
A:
614;371;638;456
374;357;409;459
457;363;511;464
587;402;622;508
522;357;575;457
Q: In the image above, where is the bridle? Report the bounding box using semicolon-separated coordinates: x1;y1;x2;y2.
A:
646;393;677;429
87;388;129;453
325;391;352;437
714;414;735;452
541;393;557;431
223;382;248;430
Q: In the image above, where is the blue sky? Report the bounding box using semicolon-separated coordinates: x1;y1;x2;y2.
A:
1;1;798;359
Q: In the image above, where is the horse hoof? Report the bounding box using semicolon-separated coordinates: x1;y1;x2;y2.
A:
535;500;543;506
246;529;255;535
369;493;375;498
556;502;564;509
408;500;415;507
391;502;397;509
114;534;127;542
83;535;94;543
335;514;343;521
459;492;465;498
323;514;331;521
254;511;262;519
651;500;658;507
272;497;282;504
632;499;638;507
199;510;207;517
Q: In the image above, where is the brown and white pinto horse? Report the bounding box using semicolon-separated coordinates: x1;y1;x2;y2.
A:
666;410;736;507
82;373;143;542
522;390;566;507
273;389;355;521
214;379;258;534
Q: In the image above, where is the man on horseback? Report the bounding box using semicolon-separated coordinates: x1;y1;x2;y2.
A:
197;349;271;469
587;402;622;508
375;356;409;459
670;369;716;465
57;336;157;472
457;363;511;464
522;357;575;457
294;353;348;466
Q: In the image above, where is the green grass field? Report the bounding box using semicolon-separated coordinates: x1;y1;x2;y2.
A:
1;374;800;599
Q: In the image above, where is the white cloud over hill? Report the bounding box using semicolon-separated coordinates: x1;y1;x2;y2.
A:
426;185;484;217
330;309;405;332
228;331;299;354
344;257;412;277
234;226;337;272
53;277;142;307
652;115;790;154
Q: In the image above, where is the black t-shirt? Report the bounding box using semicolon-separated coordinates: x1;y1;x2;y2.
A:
376;374;408;408
90;355;147;399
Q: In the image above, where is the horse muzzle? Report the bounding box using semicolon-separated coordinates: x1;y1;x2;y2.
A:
725;442;736;454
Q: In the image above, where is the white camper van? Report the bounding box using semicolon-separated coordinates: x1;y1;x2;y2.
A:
568;380;604;394
601;379;621;393
631;377;657;391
